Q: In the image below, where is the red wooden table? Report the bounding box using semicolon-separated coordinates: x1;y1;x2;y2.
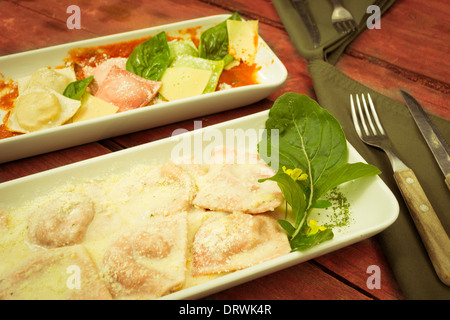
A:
1;0;448;300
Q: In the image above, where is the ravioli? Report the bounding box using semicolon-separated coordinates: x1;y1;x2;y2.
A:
102;213;188;300
137;162;197;216
18;67;76;94
6;66;81;133
84;57;127;94
27;192;95;248
95;66;162;112
192;212;290;275
193;147;283;214
6;88;81;133
0;245;112;300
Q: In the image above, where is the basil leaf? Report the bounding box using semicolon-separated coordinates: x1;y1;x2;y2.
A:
63;76;93;100
199;12;242;61
126;31;171;81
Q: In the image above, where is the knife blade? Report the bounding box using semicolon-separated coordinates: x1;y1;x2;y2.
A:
400;90;450;190
291;0;321;48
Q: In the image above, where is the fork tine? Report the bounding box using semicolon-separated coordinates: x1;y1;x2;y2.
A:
342;21;353;33
351;93;386;138
331;0;357;34
334;23;343;34
343;22;353;34
361;94;377;135
355;94;370;136
350;94;362;136
366;93;386;135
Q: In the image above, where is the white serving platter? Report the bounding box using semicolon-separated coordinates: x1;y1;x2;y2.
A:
0;110;399;300
0;14;288;164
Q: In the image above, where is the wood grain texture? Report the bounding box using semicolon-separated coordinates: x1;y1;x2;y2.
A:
205;260;372;300
0;143;112;183
314;238;405;300
393;169;450;286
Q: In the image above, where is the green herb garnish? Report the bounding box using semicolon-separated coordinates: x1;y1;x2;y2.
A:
126;31;172;81
259;93;381;251
63;75;93;100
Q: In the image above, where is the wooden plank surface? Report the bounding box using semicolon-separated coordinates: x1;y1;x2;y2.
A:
1;0;448;300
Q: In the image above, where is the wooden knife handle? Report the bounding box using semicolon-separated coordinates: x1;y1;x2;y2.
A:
393;169;450;286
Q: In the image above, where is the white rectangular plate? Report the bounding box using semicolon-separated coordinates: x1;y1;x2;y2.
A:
0;110;399;300
0;14;288;163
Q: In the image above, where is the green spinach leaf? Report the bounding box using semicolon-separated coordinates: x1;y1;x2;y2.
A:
126;31;171;81
63;76;93;100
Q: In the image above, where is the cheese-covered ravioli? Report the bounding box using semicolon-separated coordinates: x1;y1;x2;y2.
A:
0;245;112;300
193;147;283;214
7;88;81;133
117;162;197;217
27;192;95;248
102;213;188;300
192;212;290;275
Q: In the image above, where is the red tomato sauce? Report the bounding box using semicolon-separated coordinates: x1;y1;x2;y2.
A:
0;78;20;139
217;63;261;89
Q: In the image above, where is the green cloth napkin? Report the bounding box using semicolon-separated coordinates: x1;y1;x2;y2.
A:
272;0;450;299
273;0;394;64
309;60;450;300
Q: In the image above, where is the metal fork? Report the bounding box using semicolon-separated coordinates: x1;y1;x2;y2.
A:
330;0;357;34
350;93;450;286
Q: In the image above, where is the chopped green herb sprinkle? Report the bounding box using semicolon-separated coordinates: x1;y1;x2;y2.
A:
322;188;353;230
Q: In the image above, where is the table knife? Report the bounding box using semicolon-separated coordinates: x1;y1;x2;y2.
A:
291;0;321;48
400;90;450;190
